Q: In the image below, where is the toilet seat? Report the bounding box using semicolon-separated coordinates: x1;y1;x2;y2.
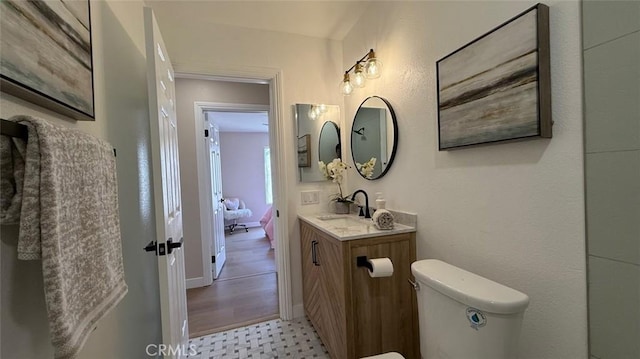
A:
361;352;405;359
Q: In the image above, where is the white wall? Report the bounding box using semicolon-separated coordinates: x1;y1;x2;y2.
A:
220;132;271;224
0;1;161;358
150;3;345;307
583;1;640;357
342;1;587;358
174;78;270;279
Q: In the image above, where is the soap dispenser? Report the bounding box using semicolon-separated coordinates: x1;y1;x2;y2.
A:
375;192;386;210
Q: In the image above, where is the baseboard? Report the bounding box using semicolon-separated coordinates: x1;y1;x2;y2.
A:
186;277;205;289
293;303;305;319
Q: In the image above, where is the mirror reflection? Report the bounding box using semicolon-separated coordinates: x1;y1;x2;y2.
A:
351;96;397;180
295;104;341;182
319;121;341;164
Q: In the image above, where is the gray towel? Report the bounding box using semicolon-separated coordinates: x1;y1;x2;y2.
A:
0;134;26;224
5;116;128;359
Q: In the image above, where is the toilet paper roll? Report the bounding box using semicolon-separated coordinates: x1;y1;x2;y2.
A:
368;258;394;278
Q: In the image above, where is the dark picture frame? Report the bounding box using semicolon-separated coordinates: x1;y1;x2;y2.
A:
1;0;95;121
437;3;551;150
297;134;311;168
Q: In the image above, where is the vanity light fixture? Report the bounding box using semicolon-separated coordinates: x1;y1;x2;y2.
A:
340;49;383;95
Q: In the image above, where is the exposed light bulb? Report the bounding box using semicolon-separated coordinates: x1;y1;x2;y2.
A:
353;63;366;88
340;73;353;95
308;106;318;120
318;104;327;113
365;50;382;79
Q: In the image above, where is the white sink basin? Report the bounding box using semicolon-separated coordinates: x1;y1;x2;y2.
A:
316;215;371;229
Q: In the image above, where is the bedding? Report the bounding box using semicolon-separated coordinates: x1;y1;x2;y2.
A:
260;205;275;249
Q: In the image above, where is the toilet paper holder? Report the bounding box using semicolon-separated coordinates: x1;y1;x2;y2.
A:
356;256;373;272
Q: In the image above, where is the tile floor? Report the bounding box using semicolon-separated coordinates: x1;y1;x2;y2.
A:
188;317;329;358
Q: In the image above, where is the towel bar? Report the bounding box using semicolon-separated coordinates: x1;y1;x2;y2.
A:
1;118;28;139
1;118;117;157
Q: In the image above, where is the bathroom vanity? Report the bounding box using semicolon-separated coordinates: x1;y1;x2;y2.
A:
298;214;419;359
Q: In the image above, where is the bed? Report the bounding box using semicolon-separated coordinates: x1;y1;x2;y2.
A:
260;205;275;249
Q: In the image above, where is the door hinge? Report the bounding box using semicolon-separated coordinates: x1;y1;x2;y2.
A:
211;255;216;263
204;129;209;137
276;210;280;217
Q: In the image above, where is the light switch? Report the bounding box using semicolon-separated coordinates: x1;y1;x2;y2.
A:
301;190;320;205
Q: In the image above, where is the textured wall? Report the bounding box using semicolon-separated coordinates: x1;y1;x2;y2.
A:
0;1;161;357
342;1;587;358
583;0;640;357
174;78;269;279
220;132;271;224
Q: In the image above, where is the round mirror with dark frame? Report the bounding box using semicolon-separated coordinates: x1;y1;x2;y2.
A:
351;96;398;180
318;121;341;164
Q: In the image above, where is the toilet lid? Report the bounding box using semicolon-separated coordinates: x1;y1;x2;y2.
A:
361;352;405;359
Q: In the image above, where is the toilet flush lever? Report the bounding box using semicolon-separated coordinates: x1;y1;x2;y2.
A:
408;278;420;291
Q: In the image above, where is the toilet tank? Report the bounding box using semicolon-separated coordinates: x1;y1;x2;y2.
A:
411;260;530;359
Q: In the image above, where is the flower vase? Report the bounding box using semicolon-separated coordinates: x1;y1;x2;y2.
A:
334;201;350;214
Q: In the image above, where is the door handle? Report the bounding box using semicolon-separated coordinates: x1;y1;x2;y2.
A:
143;241;158;255
167;237;183;254
311;240;319;266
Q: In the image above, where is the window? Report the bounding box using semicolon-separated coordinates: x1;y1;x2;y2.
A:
264;147;272;204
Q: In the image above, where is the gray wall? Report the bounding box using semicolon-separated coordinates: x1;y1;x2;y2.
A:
0;1;161;358
583;1;640;358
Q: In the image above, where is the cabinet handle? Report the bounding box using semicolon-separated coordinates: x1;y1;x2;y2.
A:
311;240;319;266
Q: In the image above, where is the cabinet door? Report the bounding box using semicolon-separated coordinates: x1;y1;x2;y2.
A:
300;223;322;330
350;234;419;358
317;235;349;359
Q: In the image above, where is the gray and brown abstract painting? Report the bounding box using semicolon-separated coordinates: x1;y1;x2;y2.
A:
1;0;93;117
437;8;542;150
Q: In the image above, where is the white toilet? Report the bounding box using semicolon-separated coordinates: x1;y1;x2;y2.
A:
364;259;530;359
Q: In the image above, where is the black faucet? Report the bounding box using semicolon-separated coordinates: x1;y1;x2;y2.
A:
350;190;371;219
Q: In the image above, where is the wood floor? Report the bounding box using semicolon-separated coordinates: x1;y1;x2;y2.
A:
187;228;278;338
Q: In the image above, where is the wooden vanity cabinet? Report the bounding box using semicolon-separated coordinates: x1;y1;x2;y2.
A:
300;221;419;359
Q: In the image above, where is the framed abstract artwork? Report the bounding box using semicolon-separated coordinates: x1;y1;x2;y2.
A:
437;3;551;150
1;0;95;120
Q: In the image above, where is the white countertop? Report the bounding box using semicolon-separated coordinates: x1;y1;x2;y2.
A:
298;213;416;241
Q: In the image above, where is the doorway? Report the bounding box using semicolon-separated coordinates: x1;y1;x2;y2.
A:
170;68;293;339
187;104;279;337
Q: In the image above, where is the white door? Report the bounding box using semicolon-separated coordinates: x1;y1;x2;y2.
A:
144;7;189;357
205;116;226;278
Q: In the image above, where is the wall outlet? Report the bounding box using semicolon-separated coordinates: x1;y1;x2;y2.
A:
301;190;320;205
